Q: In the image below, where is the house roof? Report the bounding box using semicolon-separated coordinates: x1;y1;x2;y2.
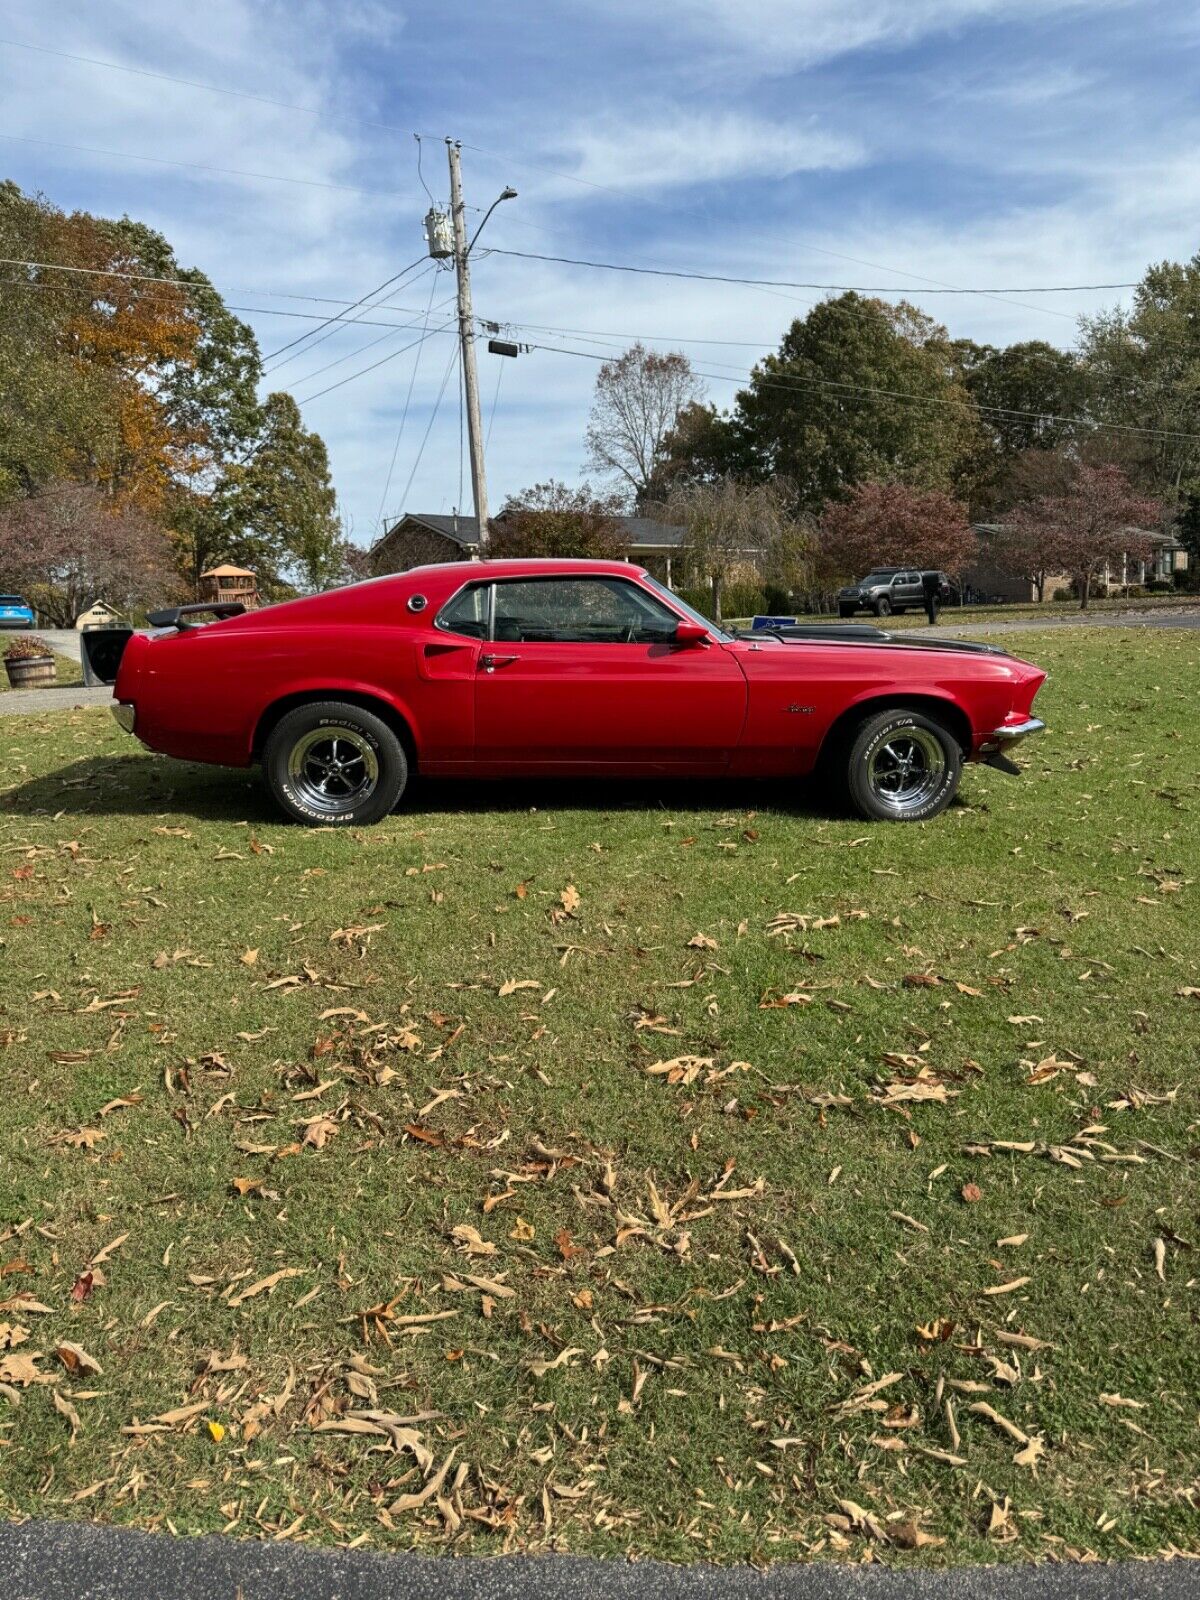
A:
201;563;257;578
376;512;689;551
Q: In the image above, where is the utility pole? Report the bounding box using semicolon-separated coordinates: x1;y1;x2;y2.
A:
446;140;489;557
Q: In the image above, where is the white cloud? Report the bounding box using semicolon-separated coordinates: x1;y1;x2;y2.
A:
561;110;862;192
603;0;1125;71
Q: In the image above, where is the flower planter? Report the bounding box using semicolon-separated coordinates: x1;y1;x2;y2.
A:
4;654;56;689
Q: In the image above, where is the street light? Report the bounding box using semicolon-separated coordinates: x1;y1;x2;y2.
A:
468;186;518;255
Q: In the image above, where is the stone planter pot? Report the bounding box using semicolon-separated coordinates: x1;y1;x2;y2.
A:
4;654;56;689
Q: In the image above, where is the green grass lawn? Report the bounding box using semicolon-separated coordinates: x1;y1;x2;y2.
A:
0;627;1197;1568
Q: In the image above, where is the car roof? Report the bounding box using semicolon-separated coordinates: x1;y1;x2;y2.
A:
402;557;650;581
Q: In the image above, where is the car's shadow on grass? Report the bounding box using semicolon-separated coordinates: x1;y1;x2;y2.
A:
2;754;839;825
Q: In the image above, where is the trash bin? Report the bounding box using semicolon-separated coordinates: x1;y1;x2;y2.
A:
80;626;135;687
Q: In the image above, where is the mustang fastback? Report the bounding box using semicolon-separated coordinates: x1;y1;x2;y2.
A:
102;559;1046;826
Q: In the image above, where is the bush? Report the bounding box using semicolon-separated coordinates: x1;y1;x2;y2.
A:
677;587;713;618
4;633;53;660
721;579;766;618
1146;580;1172;593
1051;587;1074;602
762;583;793;615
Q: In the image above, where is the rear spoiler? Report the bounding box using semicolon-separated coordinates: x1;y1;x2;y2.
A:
145;602;246;629
81;602;248;686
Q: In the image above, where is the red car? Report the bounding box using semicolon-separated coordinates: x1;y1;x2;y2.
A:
103;559;1045;826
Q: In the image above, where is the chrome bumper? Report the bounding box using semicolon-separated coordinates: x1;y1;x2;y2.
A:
982;717;1044;749
979;717;1044;774
112;702;136;734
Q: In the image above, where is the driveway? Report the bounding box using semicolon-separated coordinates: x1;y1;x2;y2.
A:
916;605;1200;637
0;1522;1192;1600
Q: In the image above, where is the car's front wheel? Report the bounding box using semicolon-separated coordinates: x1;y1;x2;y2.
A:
846;709;962;822
263;701;408;826
874;596;892;617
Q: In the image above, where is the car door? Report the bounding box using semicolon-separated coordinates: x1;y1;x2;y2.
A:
468;574;747;771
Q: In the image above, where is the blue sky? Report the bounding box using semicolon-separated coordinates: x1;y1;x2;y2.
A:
3;0;1200;543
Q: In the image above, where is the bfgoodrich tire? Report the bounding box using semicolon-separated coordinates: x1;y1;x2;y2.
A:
846;709;962;823
874;596;892;617
263;701;408;826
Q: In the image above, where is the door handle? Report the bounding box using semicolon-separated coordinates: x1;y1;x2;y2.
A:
479;653;518;672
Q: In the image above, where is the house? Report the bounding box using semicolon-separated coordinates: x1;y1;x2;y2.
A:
369;512;693;586
75;599;124;631
963;524;1189;603
199;563;260;610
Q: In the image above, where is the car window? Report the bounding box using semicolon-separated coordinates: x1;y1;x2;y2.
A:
437;583;489;639
491;577;680;644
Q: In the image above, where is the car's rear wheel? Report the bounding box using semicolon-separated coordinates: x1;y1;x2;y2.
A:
846;709;961;822
263;702;407;826
874;596;892;617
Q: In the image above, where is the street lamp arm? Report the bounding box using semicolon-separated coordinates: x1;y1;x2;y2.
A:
467;186;518;256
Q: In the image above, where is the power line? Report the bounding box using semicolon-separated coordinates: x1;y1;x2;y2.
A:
0;254;416;308
393;342;460;519
526;337;1200;444
1;34;1143;319
484;247;1138;297
262;257;429;366
485;358;504;451
294;320;454;405
284;293;456;389
0;130;413;199
0;273;456;332
375;273;440;529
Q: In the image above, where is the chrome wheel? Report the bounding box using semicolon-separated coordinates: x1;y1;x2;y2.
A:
866;726;946;816
288;727;379;816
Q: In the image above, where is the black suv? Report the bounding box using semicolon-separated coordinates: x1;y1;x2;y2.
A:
838;569;953;618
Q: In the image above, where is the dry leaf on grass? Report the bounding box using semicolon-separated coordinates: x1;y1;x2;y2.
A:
53;1387;81;1443
527;1347;583;1378
227;1267;303;1307
55;1341;102;1377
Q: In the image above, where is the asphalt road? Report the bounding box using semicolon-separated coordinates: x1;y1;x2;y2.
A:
0;1522;1193;1600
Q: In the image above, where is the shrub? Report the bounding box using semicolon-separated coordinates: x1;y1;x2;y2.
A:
762;583;793;615
1051;587;1074;602
4;633;53;661
721;579;766;618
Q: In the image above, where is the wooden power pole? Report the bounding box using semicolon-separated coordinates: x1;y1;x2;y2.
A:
446;140;489;556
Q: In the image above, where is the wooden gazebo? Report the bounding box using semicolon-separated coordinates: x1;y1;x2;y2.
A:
199;564;260;611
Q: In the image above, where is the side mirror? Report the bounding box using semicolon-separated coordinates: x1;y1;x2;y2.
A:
673;619;710;646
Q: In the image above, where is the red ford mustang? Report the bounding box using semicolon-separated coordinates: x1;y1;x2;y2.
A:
102;558;1046;826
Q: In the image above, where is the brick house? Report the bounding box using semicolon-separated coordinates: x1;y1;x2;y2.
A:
369;512;693;585
962;524;1189;603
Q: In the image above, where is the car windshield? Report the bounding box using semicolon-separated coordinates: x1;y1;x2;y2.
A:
641;576;732;643
860;571;899;585
0;596;27;605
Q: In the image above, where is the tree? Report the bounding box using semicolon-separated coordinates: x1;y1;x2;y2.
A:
1004;464;1160;610
732;295;984;514
0;481;179;625
817;482;975;588
585;344;704;503
659;476;811;622
212;393;343;595
954;339;1086;514
1079;255;1200;507
491;480;627;559
647;401;756;501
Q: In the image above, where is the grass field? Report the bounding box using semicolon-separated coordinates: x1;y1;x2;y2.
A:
0;626;1197;1569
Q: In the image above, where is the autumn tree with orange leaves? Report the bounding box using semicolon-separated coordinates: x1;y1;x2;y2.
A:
0;182;342;609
